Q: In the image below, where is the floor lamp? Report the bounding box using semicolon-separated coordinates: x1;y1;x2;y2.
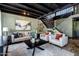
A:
3;27;8;36
3;27;9;56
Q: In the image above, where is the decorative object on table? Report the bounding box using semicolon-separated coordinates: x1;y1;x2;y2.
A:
31;38;35;43
48;32;52;41
45;32;49;41
35;33;40;42
30;32;36;43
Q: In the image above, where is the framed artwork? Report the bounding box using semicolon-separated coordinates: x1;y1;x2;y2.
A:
15;20;31;30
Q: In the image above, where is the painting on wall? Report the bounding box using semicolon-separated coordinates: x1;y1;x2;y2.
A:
15;20;31;30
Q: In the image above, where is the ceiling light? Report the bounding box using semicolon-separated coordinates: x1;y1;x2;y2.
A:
27;13;30;16
23;12;26;15
23;11;26;15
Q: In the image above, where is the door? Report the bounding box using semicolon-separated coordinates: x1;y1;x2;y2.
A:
73;18;79;38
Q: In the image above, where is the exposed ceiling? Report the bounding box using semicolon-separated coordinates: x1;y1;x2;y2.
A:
0;3;76;19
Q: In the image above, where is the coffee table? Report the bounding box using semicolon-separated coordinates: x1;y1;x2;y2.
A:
24;39;48;56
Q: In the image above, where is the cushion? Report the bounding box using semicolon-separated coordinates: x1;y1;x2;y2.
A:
18;33;23;37
56;32;62;34
55;34;62;40
45;32;49;35
13;32;19;38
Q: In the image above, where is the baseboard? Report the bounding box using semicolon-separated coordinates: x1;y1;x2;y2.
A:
68;37;79;39
68;37;75;39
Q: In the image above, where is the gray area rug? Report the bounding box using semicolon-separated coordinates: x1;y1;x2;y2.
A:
4;43;74;56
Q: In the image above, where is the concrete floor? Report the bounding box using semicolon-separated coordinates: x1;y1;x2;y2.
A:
3;42;74;56
63;39;79;56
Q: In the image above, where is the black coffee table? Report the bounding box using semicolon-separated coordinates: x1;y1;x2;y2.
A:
24;39;48;56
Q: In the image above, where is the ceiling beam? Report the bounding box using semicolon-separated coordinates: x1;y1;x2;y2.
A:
17;3;45;15
38;4;74;19
53;4;60;9
1;8;38;18
7;3;44;15
0;3;40;17
21;3;48;13
38;4;54;11
32;3;50;12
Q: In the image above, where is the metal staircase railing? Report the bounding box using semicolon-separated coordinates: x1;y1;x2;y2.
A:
41;19;48;28
55;19;65;26
55;19;69;36
41;19;54;28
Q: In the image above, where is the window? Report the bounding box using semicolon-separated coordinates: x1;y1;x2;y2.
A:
46;13;55;19
66;6;73;13
56;11;61;16
60;8;67;15
45;6;74;19
56;6;73;16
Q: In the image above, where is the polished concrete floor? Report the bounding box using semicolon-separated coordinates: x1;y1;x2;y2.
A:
3;39;79;56
63;39;79;56
3;43;74;56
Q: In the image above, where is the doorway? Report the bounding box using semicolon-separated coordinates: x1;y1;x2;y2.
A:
73;17;79;38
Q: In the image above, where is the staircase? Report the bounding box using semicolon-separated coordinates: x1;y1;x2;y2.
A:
55;19;65;26
41;18;71;37
41;19;54;28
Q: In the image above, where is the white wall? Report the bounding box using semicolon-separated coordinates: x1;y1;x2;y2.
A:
56;18;72;37
1;12;47;34
55;14;79;37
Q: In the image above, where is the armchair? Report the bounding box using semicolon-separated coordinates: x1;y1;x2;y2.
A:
49;34;68;47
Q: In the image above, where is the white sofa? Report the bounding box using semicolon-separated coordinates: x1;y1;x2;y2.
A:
40;33;68;47
11;34;31;43
49;34;68;47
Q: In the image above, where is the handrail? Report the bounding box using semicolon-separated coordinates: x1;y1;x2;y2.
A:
55;19;65;26
55;27;63;33
41;19;48;28
54;19;69;36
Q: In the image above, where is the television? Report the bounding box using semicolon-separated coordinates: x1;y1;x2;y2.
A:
15;20;31;30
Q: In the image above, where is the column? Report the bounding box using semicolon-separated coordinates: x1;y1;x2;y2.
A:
0;10;3;56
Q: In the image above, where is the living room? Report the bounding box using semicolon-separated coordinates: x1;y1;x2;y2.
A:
0;3;79;56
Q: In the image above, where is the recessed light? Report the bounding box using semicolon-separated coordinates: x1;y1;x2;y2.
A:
27;13;30;16
23;12;26;15
23;11;26;15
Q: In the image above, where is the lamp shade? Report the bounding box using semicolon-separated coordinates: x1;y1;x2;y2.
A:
3;27;8;32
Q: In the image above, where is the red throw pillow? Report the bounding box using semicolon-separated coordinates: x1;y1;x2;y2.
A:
55;34;62;40
45;32;49;35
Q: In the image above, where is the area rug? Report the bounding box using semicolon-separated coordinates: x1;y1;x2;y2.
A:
3;43;74;56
